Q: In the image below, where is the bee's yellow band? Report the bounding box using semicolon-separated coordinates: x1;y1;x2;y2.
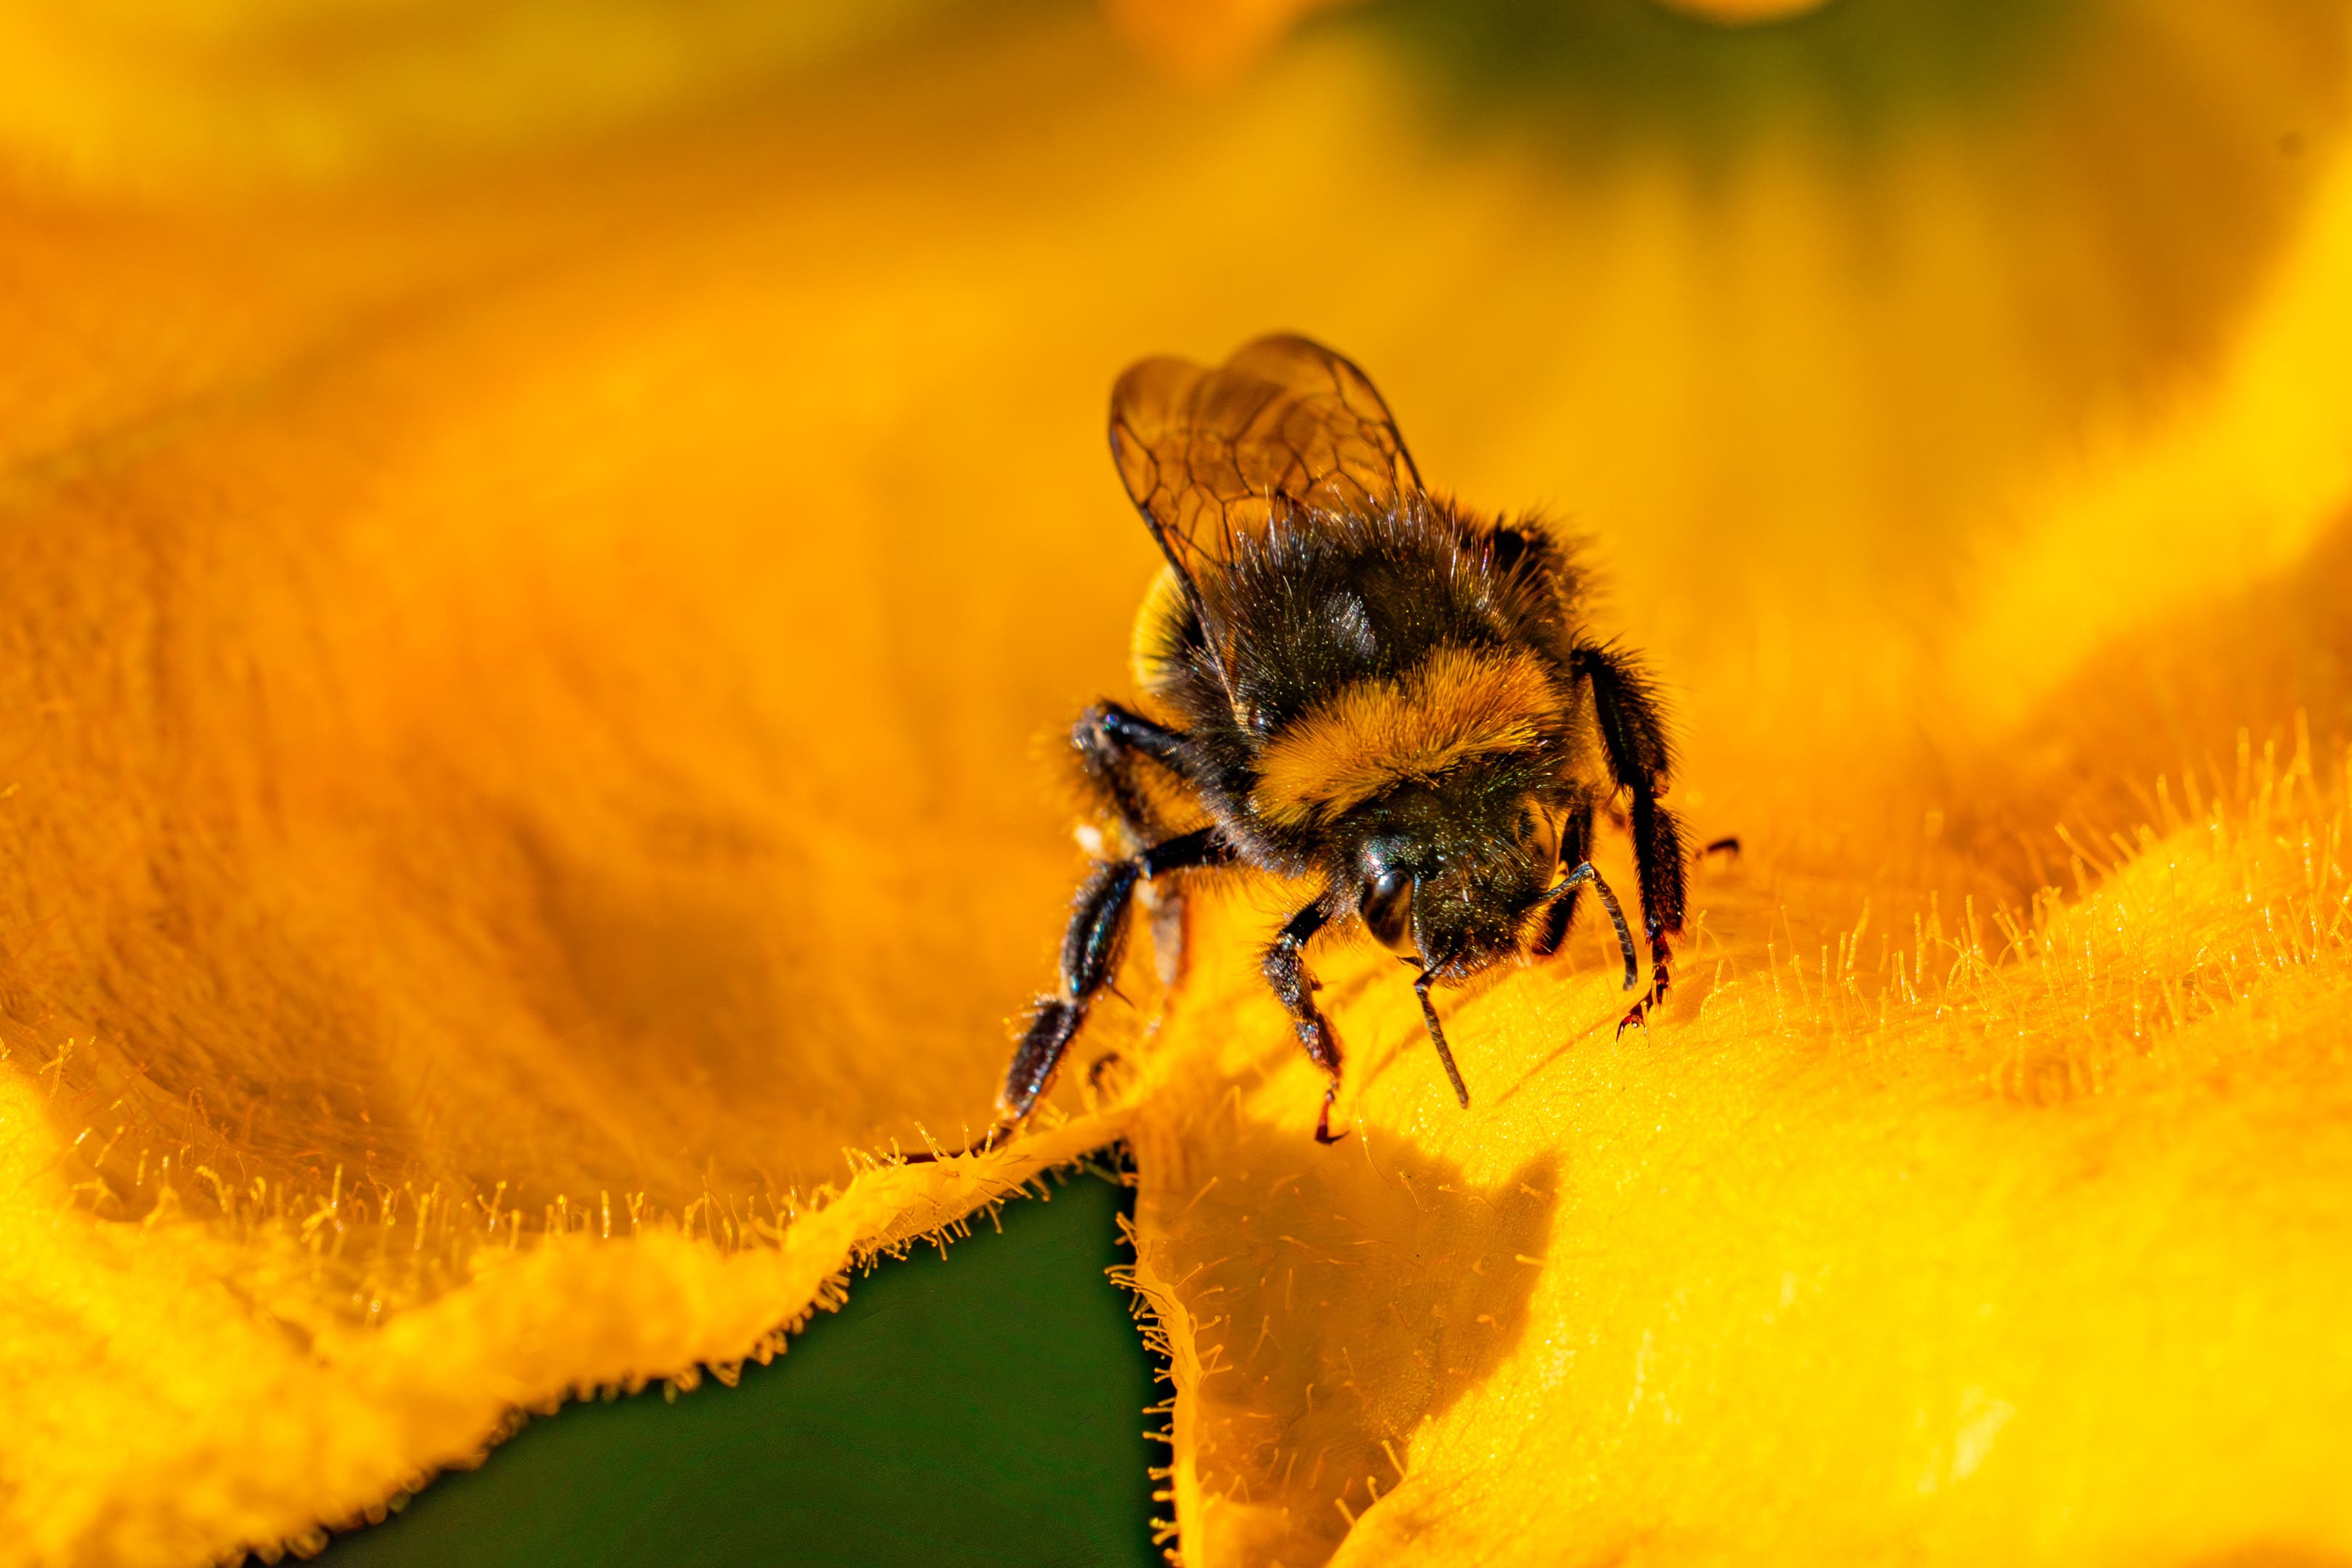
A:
1252;644;1565;826
1130;565;1192;689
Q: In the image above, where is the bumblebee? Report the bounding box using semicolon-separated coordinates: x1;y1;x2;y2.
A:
1004;336;1687;1145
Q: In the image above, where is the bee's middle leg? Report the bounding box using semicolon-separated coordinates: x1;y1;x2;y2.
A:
997;826;1228;1124
1074;700;1196;842
1261;901;1345;1145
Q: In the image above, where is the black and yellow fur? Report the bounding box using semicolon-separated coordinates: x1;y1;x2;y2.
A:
991;339;1689;1147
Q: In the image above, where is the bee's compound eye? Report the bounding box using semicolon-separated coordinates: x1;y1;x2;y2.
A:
1360;869;1417;957
1524;808;1562;872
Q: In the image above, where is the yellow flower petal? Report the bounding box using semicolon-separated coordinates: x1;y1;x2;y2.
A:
0;1;946;188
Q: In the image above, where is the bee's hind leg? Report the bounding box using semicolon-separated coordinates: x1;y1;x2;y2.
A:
1575;644;1690;1036
1262;901;1347;1145
1615;792;1690;1036
904;825;1224;1165
998;825;1229;1121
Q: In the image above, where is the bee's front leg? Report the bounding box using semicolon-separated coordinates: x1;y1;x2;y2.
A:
1261;901;1346;1145
1530;800;1597;959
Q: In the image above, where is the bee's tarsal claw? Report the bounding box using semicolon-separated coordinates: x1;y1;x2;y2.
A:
1313;1086;1348;1145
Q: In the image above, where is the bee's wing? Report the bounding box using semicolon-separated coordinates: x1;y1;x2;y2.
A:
1108;334;1424;589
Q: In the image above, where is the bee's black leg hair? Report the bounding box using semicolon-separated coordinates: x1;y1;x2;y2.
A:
1530;800;1597;958
1574;644;1690;1036
1262;901;1347;1145
904;825;1228;1164
1074;700;1199;840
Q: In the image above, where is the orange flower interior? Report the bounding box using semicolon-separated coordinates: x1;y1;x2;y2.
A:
1;2;2351;1564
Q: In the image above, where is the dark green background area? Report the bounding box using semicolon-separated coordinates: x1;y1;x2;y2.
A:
1353;0;2088;153
323;1170;1162;1568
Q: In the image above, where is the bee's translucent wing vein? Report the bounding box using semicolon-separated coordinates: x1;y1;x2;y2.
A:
1107;334;1422;592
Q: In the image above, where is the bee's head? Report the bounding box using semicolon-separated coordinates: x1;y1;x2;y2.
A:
1347;775;1563;981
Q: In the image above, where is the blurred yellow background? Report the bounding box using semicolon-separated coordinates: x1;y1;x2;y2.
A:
3;1;2351;1563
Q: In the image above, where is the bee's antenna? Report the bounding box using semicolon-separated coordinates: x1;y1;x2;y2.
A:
1547;862;1639;992
1409;963;1472;1109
